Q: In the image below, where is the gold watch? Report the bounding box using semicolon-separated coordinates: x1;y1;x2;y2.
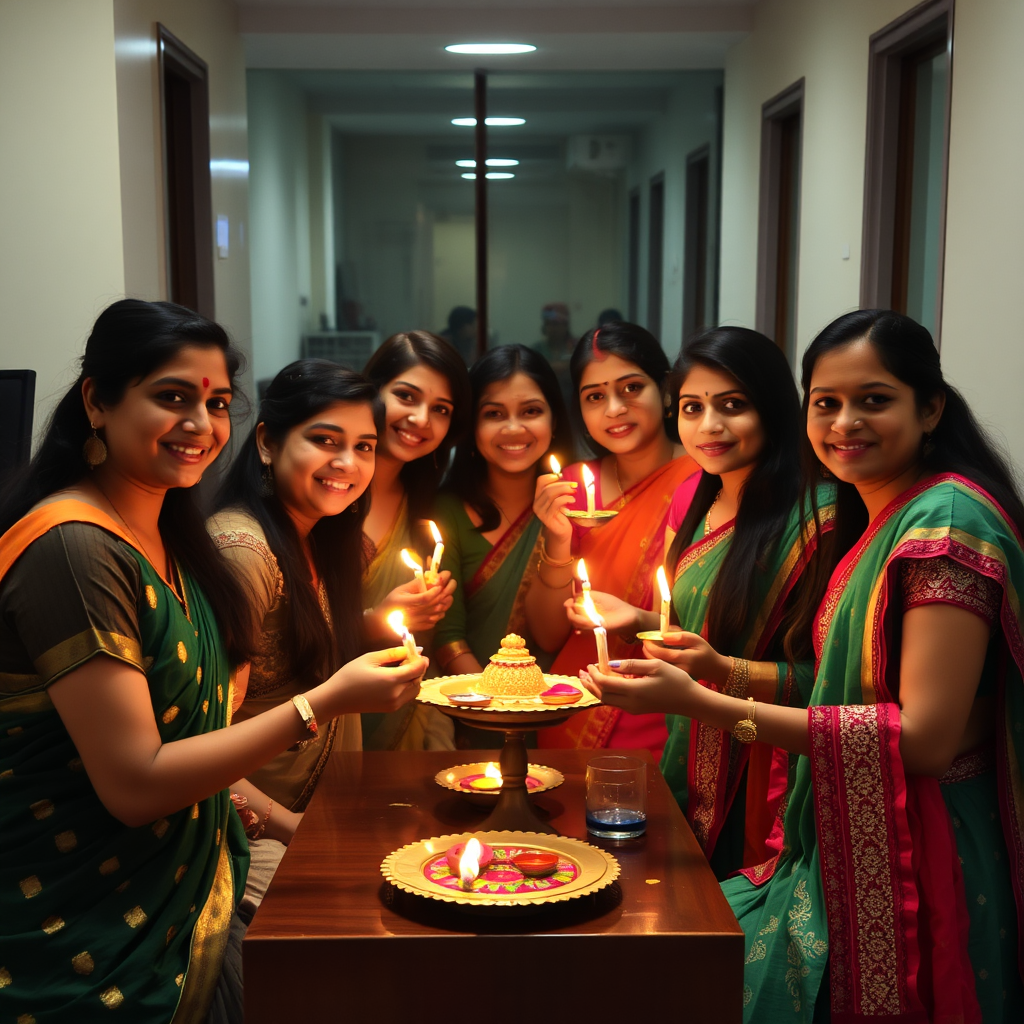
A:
733;697;757;744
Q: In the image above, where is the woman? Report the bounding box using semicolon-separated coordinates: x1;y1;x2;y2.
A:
568;327;832;877
527;321;696;753
0;300;425;1023
210;360;382;849
433;345;572;743
586;310;1024;1022
361;330;471;750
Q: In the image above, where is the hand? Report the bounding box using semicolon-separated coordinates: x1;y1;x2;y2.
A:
650;632;731;687
564;590;642;633
319;647;428;716
533;472;577;545
579;656;699;717
381;572;457;630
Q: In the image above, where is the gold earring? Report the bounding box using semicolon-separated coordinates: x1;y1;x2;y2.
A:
83;425;107;467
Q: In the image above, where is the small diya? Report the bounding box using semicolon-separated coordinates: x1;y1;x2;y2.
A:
635;629;686;647
435;761;565;804
540;683;582;705
563;509;618;524
381;831;620;907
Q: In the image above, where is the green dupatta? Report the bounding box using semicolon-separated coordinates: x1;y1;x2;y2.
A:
661;489;831;875
0;502;245;1024
725;475;1024;1023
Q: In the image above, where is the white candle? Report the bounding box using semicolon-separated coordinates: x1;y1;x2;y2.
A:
656;565;671;634
549;454;561;477
400;548;426;592
387;611;419;663
427;520;444;573
582;591;611;672
577;558;592;594
581;463;596;514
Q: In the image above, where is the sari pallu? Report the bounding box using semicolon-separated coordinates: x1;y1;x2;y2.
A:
663;492;830;874
540;454;697;750
726;475;1024;1024
0;502;245;1024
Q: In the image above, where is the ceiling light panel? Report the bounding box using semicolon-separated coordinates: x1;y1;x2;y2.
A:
445;44;536;55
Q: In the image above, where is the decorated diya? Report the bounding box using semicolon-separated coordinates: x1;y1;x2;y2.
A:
435;761;565;803
381;831;620;907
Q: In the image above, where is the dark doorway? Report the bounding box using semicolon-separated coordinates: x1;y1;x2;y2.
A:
627;188;640;322
159;24;214;319
683;146;710;341
647;173;665;340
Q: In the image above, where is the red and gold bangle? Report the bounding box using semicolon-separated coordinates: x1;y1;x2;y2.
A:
291;694;318;739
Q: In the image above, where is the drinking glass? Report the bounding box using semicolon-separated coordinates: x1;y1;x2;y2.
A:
585;755;647;839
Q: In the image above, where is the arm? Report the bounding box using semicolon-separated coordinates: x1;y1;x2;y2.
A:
48;645;428;827
584;602;991;777
524;471;579;652
229;776;302;845
363;572;457;639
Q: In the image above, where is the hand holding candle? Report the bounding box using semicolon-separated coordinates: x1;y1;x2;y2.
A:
581;463;596;515
656;565;671;635
427;520;444;574
387;610;419;664
400;548;426;592
582;590;611;673
577;558;591;594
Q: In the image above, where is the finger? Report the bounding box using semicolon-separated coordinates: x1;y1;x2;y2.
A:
605;657;661;677
659;629;698;647
578;669;601;698
368;646;410;665
645;645;690;666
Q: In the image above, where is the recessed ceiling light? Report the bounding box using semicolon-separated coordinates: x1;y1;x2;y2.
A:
460;172;516;180
455;159;521;168
451;117;526;127
445;43;536;55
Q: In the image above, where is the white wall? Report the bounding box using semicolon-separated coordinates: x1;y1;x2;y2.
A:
718;0;1024;470
0;0;125;429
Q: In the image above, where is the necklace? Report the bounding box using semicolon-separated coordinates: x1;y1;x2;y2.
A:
614;461;624;499
705;489;722;536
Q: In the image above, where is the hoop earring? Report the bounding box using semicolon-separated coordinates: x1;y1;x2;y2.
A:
260;463;275;497
83;426;107;468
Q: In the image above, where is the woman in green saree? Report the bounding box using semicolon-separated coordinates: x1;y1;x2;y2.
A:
0;300;427;1023
585;310;1024;1022
569;327;832;877
433;345;572;745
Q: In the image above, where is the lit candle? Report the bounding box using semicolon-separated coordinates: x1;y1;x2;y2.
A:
427;520;444;574
400;548;426;591
387;610;419;663
549;454;561;477
577;558;592;594
581;463;596;514
583;591;610;673
656;565;671;634
458;837;483;890
467;763;502;791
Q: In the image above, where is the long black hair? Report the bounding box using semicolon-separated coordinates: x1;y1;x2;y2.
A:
568;321;677;457
0;298;253;663
665;327;809;657
794;309;1024;632
444;344;573;532
364;330;471;521
215;360;383;688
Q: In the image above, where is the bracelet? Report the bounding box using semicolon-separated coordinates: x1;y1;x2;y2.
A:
535;558;573;588
248;799;273;841
724;657;749;697
435;640;471;672
230;792;260;836
733;697;757;744
539;535;574;568
291;694;319;739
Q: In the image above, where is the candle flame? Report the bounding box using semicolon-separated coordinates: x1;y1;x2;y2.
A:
484;762;502;783
400;548;423;572
459;837;483;889
577;558;590;586
581;463;595;489
428;520;442;545
656;565;671;603
549;454;561;476
386;610;407;637
582;590;604;629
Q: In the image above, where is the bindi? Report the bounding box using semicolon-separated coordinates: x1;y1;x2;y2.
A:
202;377;209;388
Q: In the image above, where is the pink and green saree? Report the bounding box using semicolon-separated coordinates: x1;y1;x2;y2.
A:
725;475;1024;1023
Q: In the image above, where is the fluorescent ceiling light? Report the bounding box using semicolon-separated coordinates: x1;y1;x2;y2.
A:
451;117;526;127
455;159;520;168
209;159;249;177
461;172;516;180
445;43;536;55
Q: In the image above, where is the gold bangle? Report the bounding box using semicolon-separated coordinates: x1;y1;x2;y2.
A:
724;657;749;697
535;558;573;588
539;535;574;568
435;640;471;672
733;697;757;744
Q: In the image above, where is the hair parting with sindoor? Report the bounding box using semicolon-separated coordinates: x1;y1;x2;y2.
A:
791;309;1024;637
568;320;679;457
443;344;573;532
363;330;472;523
215;359;384;688
0;298;254;663
666;327;818;660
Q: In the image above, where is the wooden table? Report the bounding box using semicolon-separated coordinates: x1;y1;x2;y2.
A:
244;749;743;1023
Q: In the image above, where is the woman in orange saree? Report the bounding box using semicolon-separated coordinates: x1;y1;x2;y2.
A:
526;321;696;753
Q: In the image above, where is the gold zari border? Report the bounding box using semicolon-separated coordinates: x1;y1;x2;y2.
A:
35;630;143;684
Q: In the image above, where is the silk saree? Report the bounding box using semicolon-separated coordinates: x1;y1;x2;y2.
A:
725;475;1024;1023
0;501;245;1024
540;454;697;751
661;488;832;877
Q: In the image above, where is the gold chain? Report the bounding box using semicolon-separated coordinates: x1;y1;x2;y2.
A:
704;489;722;536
